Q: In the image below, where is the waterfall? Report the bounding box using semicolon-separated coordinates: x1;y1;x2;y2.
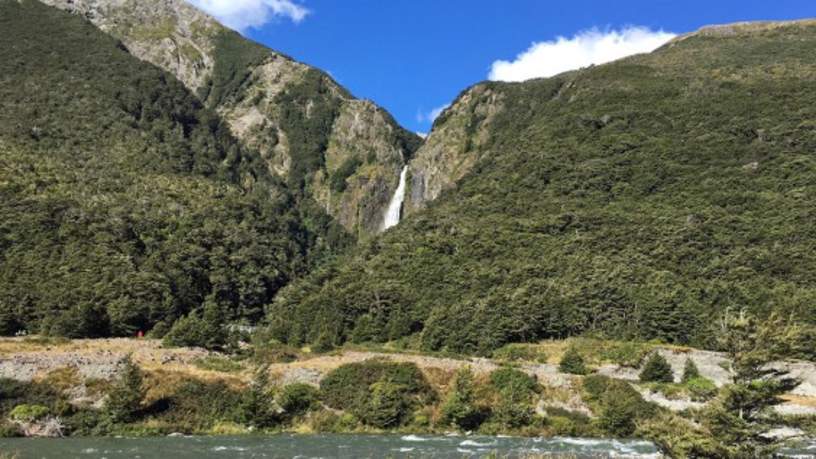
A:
382;166;408;230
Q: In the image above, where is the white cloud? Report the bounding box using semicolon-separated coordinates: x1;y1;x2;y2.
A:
489;27;676;82
187;0;310;32
416;104;451;124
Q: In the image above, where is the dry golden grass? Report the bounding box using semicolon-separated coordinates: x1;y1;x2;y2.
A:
142;368;247;405
36;366;81;392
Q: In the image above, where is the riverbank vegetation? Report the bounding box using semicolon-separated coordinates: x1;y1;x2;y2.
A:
0;313;813;457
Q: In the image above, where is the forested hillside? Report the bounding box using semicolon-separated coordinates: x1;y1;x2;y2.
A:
268;22;816;354
40;0;422;238
0;0;349;337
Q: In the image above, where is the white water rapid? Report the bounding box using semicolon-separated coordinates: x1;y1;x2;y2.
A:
382;166;408;230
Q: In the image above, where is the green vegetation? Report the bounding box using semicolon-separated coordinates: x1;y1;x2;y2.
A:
330;156;363;193
274;69;345;190
236;366;278;428
200;29;270;107
559;347;588;375
267;22;816;355
492;344;547;363
639;353;674;383
277;383;319;418
583;375;656;437
8;405;49;423
105;356;144;424
439;368;484;430
0;1;348;338
681;358;701;382
319;360;433;428
702;311;802;456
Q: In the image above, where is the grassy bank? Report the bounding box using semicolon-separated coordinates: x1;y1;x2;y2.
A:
0;326;814;457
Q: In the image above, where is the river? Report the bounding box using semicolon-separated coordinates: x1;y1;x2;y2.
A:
0;434;663;458
1;434;813;458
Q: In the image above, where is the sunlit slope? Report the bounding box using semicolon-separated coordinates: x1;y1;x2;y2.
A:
267;21;816;354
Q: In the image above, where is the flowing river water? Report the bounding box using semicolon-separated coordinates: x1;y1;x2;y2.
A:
1;434;814;458
0;434;662;458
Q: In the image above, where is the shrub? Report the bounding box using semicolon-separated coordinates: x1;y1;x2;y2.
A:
319;360;431;410
310;411;358;433
237;366;279;428
582;375;656;437
489;368;539;401
682;358;701;383
491;399;534;429
9;404;49;422
354;379;409;428
492;344;547;363
640;353;675;383
559;347;588;375
105;356;144;424
685;377;718;401
330;156;362;193
157;379;243;431
277;384;319;417
440;368;485;430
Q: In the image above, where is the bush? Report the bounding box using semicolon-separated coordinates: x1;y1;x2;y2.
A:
582;375;656;437
320;360;431;410
105;356;144;424
489;368;539;401
559;347;588;375
236;366;279;428
491;399;534;429
685;377;718;401
354;379;409;428
310;411;358;433
682;358;701;383
277;384;319;417
330;156;362;193
639;353;675;383
9;404;49;422
153;379;243;432
440;368;485;430
492;344;547;363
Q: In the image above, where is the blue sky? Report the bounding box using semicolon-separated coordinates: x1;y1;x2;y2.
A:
189;0;814;133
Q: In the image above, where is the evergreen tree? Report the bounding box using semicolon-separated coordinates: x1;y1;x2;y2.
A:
440;368;484;430
559;347;588;375
639;353;674;383
237;365;279;428
702;311;801;457
682;358;701;383
105;356;144;423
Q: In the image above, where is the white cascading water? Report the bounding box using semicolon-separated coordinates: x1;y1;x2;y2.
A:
382;166;408;230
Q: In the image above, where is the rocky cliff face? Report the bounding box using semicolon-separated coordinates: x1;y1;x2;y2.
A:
405;83;505;214
39;0;420;237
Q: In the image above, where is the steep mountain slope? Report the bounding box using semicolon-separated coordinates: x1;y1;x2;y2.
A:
0;0;348;337
39;0;421;238
268;20;816;354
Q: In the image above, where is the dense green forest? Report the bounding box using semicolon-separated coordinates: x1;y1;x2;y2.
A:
0;0;350;337
268;24;816;354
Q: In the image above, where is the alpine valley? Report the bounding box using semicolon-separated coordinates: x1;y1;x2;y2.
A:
1;1;815;457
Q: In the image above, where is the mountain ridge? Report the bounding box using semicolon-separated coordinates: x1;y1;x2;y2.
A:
39;0;421;238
